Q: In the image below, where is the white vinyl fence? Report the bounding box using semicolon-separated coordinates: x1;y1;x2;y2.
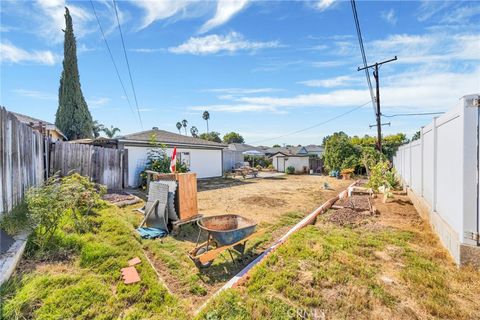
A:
393;94;479;264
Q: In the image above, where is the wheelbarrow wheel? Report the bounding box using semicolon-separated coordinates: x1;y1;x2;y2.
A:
193;245;214;269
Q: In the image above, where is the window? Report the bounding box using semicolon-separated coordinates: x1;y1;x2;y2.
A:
178;152;190;168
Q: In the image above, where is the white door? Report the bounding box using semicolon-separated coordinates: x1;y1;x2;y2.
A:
277;157;285;172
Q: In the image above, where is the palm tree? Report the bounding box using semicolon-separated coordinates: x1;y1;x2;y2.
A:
202;111;210;134
176;122;182;134
102;125;121;138
181;119;188;135
190;126;198;137
92;120;104;138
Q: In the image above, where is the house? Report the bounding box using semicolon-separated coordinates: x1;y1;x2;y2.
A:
271;151;310;173
116;128;226;187
268;145;324;173
12;112;67;141
223;143;266;170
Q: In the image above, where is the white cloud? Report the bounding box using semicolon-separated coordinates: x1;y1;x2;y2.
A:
313;0;336;12
199;0;249;33
13;89;56;100
0;41;59;65
169;32;280;55
35;0;93;43
132;0;203;30
381;9;397;26
129;48;165;53
88;97;111;108
299;76;358;88
203;88;281;94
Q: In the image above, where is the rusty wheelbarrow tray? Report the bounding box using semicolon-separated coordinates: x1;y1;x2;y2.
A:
188;214;263;268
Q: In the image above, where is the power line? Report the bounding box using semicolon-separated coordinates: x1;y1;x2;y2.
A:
112;0;143;129
89;0;136;120
382;111;445;118
249;101;371;145
350;0;375;115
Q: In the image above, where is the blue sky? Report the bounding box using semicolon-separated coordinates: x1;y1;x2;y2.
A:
1;0;479;145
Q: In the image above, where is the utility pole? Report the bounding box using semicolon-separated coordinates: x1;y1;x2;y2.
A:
358;56;397;152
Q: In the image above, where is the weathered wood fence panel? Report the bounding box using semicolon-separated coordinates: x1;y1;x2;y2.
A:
0;107;45;215
1;107;129;215
49;142;127;190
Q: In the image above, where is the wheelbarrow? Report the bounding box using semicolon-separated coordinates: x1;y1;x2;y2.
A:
188;214;262;268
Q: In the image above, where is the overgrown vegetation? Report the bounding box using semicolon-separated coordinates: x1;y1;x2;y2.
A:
322;131;407;174
286;166;295;174
1;198;186;319
24;174;106;253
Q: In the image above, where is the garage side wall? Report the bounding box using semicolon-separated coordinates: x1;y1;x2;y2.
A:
125;145;222;187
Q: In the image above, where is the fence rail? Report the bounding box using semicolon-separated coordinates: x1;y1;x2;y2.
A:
0;107;129;215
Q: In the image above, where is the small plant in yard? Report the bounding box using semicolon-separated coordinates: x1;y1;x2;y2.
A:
140;134;188;188
25;173;105;253
286;166;295;174
367;160;399;194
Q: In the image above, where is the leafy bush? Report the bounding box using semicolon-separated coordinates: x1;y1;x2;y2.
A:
341;155;359;171
140;134;189;188
360;146;386;175
323;132;360;172
267;164;274;170
25;174;105;252
367;161;399;192
286;166;295;174
0;202;32;235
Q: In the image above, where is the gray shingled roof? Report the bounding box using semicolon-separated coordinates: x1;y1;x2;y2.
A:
11;111;66;139
118;129;226;148
228;143;265;154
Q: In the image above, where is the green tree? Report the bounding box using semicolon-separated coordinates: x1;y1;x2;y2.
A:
383;133;408;159
55;7;93;140
202;111;210;133
360;146;386;175
176;122;182;134
223;132;244;144
199;131;222;143
92;120;104;138
323;132;359;172
102;125;120;138
190;126;199;137
411;131;421;141
272;144;281;148
181;119;188;135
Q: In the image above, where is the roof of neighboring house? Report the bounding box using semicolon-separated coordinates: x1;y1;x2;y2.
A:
228;143;265;154
12;112;67;139
270;151;310;157
264;146;301;155
118;128;227;148
303;145;324;153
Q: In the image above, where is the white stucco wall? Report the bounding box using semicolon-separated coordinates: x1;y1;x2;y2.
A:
125;145;223;187
272;154;285;172
285;157;310;173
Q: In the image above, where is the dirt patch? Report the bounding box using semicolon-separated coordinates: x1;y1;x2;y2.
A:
198;175;352;224
327;207;376;226
239;195;287;208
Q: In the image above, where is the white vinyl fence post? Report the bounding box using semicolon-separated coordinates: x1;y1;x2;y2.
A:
433;117;438;212
420;126;424;197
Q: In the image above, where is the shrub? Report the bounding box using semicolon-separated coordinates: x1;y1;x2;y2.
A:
267;164;274;170
367;161;399;192
25;173;105;252
286;166;295;174
140;134;188;188
341;155;358;171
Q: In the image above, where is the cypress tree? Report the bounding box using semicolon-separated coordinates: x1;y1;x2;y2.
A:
55;7;93;140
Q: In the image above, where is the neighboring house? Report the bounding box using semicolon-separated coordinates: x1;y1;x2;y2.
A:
116;128;226;187
271;152;310;173
300;145;324;157
12;112;67;141
224;143;266;171
264;146;301;157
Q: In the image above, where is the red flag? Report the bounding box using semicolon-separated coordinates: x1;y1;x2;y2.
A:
170;147;177;173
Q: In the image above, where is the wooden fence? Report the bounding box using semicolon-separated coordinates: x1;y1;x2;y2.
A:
0;107;129;215
0;108;45;214
49;142;128;190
